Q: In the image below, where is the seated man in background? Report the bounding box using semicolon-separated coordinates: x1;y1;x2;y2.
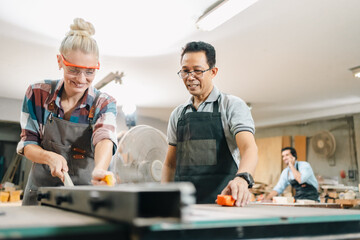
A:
265;147;319;202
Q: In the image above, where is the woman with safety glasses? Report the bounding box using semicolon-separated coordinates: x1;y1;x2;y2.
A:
17;18;117;205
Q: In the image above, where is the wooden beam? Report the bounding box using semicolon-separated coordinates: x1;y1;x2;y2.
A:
294;135;307;161
281;136;292;169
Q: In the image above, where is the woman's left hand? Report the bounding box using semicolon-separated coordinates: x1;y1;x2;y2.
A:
91;168;115;185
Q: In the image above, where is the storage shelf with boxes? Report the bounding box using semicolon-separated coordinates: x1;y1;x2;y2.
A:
320;184;360;208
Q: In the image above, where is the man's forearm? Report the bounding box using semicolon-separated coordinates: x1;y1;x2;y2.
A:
235;132;258;175
237;145;258;175
265;190;278;200
289;163;302;183
161;164;176;182
161;145;177;183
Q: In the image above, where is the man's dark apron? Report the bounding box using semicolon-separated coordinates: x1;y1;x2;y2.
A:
22;81;97;205
289;163;319;201
175;100;238;204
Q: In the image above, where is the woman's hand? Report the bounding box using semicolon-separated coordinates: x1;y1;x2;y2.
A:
46;151;69;182
23;144;68;182
91;168;115;185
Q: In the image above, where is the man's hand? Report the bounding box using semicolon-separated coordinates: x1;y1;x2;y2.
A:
47;151;68;182
263;190;278;202
91;169;115;185
288;159;294;167
220;177;250;207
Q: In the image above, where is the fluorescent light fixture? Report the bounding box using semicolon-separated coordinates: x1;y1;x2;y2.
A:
350;66;360;78
196;0;258;31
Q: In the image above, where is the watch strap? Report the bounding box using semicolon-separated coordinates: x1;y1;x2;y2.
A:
235;172;254;188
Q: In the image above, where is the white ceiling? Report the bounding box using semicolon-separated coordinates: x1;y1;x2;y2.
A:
0;0;360;128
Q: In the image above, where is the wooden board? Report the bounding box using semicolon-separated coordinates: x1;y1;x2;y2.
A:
255;202;341;208
281;136;291;170
335;199;360;208
255;136;290;185
185;203;360;221
282;136;291;149
294;135;307;161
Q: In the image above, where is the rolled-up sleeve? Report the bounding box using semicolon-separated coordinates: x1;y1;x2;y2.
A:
273;169;290;194
299;162;313;183
17;85;42;155
167;107;182;146
92;94;118;155
226;95;255;136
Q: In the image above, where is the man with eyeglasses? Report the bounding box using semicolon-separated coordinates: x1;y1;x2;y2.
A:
161;41;258;207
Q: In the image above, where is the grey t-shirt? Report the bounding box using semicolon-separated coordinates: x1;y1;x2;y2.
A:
167;85;255;166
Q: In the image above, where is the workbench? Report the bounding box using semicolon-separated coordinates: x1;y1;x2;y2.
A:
1;203;360;239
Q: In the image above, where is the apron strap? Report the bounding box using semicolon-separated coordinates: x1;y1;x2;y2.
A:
180;98;220;119
50;80;57;95
88;92;101;127
180;104;190;118
213;100;219;113
47;80;59;118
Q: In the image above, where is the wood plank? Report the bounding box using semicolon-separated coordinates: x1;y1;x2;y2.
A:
335;199;360;208
254;136;283;185
282;136;291;149
281;136;292;169
294;135;307;161
190;203;360;218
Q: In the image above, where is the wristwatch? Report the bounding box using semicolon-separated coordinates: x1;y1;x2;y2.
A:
235;172;254;188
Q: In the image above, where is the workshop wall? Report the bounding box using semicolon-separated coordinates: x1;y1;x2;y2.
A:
0;97;169;137
0;97;22;123
255;115;359;187
116;111;168;136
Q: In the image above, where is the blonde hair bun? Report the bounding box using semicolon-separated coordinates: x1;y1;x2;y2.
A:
67;18;95;37
60;18;99;59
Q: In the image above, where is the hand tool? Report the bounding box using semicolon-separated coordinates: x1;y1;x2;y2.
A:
63;171;74;187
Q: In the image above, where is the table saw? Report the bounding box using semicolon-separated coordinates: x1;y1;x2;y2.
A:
1;183;360;239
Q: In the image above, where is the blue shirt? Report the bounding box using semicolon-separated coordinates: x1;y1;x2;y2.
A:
273;161;319;194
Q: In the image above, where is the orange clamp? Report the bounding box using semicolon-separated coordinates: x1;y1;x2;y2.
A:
217;195;236;206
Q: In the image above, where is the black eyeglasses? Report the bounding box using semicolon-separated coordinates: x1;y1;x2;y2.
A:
177;68;212;79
